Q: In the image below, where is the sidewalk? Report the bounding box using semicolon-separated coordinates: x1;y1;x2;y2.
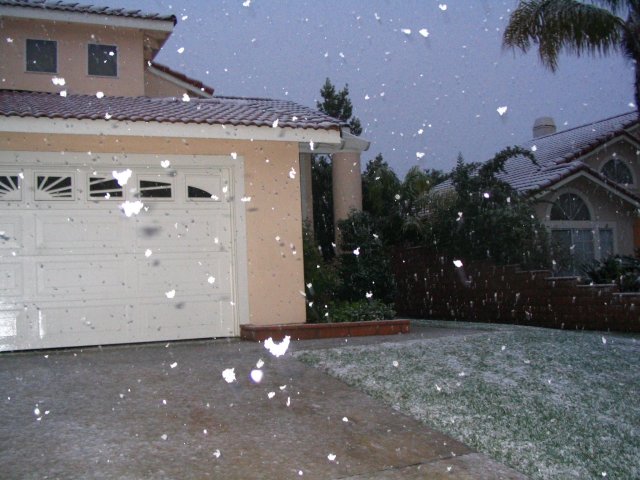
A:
0;325;527;479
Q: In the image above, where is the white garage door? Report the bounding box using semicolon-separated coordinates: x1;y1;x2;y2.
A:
0;152;246;351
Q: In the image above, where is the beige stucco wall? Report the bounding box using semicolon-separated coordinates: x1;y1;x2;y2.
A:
0;17;145;96
534;175;637;256
144;69;188;98
0;131;306;327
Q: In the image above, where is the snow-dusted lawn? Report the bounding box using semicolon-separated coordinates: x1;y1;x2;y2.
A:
294;321;640;479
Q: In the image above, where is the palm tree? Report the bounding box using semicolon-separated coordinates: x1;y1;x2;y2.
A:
503;1;640;115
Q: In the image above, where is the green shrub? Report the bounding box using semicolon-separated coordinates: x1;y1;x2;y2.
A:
336;210;396;304
326;300;396;323
581;255;640;292
302;222;342;323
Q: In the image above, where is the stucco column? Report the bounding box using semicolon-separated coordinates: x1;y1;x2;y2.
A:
299;152;314;230
332;150;362;230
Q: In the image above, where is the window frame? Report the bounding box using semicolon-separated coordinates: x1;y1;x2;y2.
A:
25;38;58;74
87;43;118;78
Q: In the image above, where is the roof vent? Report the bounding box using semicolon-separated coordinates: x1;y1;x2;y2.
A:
533;116;556;138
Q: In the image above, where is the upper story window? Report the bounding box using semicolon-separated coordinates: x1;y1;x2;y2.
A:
601;158;633;186
550;193;591;221
88;44;118;77
26;39;57;73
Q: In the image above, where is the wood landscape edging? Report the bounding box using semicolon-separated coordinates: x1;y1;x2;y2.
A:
240;319;410;342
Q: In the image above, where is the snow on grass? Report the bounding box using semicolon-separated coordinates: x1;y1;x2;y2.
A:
294;321;640;479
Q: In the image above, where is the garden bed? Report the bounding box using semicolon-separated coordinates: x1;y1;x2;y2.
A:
240;319;410;342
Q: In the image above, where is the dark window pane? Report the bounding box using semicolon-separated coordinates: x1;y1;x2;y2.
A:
550;193;590;221
188;186;213;198
36;175;73;199
88;44;117;77
89;177;123;198
139;180;172;198
601;159;633;185
26;39;57;73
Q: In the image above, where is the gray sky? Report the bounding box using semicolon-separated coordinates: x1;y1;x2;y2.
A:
97;0;635;176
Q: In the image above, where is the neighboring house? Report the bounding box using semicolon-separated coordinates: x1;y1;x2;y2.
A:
439;111;640;275
0;0;368;351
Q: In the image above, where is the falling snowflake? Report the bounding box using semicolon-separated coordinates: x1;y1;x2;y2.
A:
453;259;463;268
416;152;425;159
208;276;216;284
240;196;252;202
418;28;429;38
177;47;185;54
439;4;448;10
104;112;112;120
51;77;65;86
392;360;399;367
145;249;152;258
342;417;349;422
213;449;221;458
602;336;607;345
250;369;263;383
327;453;336;462
230;152;238;160
256;359;264;368
366;292;373;299
268;392;275;399
165;289;176;299
60;90;67;97
272;119;279;128
497;106;508;116
181;15;188;20
161;160;171;168
182;93;190;102
112;169;132;186
264;336;291;357
309;140;315;151
289;168;297;179
161;434;168;440
222;368;236;383
120;200;144;217
401;28;411;35
170;362;177;369
531;145;537;152
242;0;251;6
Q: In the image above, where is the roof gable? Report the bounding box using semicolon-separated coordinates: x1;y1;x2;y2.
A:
497;111;639;194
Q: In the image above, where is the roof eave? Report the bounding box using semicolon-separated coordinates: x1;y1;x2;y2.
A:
0;5;176;32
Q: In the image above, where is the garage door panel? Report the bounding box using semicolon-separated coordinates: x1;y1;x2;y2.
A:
0;307;22;339
36;259;130;298
35;302;133;349
142;299;232;338
0;261;23;297
138;254;231;296
0;216;23;250
36;215;129;251
134;213;232;249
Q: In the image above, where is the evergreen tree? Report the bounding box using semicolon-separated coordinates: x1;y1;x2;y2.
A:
317;78;362;136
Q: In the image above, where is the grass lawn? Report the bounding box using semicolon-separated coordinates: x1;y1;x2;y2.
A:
294;320;640;479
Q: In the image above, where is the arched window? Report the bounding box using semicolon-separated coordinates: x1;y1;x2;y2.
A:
601;158;633;185
550;193;590;221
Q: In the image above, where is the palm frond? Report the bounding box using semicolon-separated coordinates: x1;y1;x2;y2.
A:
503;0;625;71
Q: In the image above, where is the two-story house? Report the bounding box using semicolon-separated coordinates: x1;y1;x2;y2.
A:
0;0;369;351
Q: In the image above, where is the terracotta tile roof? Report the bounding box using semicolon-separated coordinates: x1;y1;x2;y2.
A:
0;89;344;130
435;111;639;200
150;62;215;96
0;0;176;24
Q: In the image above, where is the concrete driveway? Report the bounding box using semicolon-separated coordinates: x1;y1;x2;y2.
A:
0;325;527;479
